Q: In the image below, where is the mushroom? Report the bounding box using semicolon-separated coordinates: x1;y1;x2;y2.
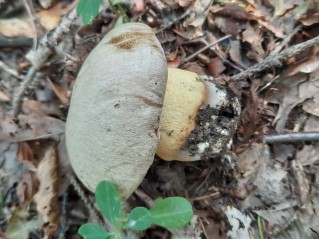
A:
156;68;240;161
65;23;167;199
66;23;240;199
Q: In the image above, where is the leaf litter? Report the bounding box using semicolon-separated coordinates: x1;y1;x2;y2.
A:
1;0;319;238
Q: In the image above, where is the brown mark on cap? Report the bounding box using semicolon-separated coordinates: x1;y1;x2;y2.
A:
107;32;162;53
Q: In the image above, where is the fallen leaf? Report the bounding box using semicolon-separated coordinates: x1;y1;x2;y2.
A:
208;57;226;76
297;144;319;166
253;200;297;234
0;2;75;38
16;142;38;170
254;163;291;205
34;146;59;239
184;0;213;27
225;206;252;239
267;73;309;132
17;171;39;204
274;185;319;239
242;23;266;62
304;115;319;131
47;79;69;104
0;115;65;142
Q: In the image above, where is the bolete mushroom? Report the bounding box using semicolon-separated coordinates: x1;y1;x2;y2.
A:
66;23;240;199
66;23;167;199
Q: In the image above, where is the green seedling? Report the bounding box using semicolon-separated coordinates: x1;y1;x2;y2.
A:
76;0;100;25
77;0;129;25
78;180;194;239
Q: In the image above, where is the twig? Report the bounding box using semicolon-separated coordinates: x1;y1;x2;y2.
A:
11;67;37;116
0;60;24;80
11;8;78;117
230;35;319;81
183;35;232;62
134;188;155;207
264;132;319;144
183;37;244;72
189;191;220;201
257;216;264;239
270;25;302;56
155;11;189;34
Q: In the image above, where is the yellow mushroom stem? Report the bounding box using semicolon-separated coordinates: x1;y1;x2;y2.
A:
156;68;205;161
156;68;240;161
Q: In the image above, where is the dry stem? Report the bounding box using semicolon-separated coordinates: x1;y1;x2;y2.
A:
230;35;319;81
11;8;78;117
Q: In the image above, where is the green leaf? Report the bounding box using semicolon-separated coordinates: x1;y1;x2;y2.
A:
95;180;124;228
150;197;193;229
77;0;100;24
78;223;110;239
126;207;152;230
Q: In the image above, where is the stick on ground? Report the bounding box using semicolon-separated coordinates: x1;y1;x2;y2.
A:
230;35;319;82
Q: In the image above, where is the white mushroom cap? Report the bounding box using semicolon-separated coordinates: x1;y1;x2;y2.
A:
66;23;167;199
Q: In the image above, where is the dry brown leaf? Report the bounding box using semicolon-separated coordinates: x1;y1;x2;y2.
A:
0;18;36;38
36;1;75;32
304;115;319;131
229;40;250;69
296;144;319;166
0;115;65;142
267;73;310;132
22;100;64;118
17;171;39;204
34;146;59;239
16;142;38;170
47;79;69;104
274;185;319;239
254;163;291;205
0;2;75;38
267;0;304;16
291;159;310;206
184;0;213;27
242;23;266;62
208;57;226;76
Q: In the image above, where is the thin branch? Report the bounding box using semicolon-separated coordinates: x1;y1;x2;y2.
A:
231;35;319;82
0;60;24;80
11;8;78;117
11;67;37;117
183;35;232;62
264;132;319;144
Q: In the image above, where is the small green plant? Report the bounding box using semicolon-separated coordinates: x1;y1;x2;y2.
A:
78;180;194;239
76;0;100;25
77;0;130;25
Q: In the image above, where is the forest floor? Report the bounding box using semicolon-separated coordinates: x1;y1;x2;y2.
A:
0;0;319;239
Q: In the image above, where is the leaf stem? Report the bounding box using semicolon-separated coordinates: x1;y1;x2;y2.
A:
257;216;264;239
